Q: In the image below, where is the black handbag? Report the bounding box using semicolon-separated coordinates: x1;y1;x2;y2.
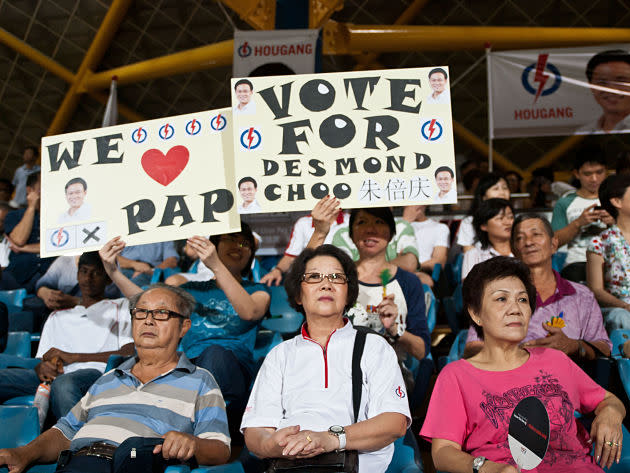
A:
266;327;374;473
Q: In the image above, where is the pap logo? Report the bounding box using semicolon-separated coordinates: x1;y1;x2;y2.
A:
240;127;261;150
420;119;443;141
238;42;252;58
395;386;406;399
131;127;147;144
210;113;227;131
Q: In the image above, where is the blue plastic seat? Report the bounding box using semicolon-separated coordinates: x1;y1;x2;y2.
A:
423;284;437;334
191;464;245;473
551;252;568;272
253;329;282;366
442;284;463;333
261;286;304;336
384;430;423;473
0;405;56;473
150;268;162;284
610;329;630;358
431;263;442;283
4;331;31;357
251;259;266;283
438;329;469;370
0;353;39;370
0;289;27;309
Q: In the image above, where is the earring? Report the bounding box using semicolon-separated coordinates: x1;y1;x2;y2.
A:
476;319;481;324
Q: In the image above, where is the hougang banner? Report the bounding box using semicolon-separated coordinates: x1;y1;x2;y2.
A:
40;109;241;257
489;44;630;138
231;67;456;214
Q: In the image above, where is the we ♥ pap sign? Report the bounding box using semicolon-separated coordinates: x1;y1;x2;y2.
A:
40;108;241;257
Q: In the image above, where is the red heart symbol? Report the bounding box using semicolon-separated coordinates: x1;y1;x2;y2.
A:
141;146;189;186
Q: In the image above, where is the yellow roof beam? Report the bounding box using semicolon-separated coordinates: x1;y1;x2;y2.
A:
323;23;630;54
47;0;133;136
310;0;344;29
86;39;234;91
219;0;276;30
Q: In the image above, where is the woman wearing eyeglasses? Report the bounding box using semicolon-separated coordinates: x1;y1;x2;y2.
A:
99;223;270;439
241;244;411;472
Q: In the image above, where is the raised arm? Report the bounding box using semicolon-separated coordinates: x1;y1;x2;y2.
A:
187;236;269;321
586;251;630;310
305;196;341;249
99;237;143;299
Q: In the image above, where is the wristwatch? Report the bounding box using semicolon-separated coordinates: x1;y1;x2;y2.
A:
472;456;486;473
328;425;346;451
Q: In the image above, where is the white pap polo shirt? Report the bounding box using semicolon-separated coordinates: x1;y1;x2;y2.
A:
36;298;133;374
241;321;411;473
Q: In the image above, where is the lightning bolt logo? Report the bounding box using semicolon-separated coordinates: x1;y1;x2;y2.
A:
217;114;222;127
532;54;549;104
247;127;255;149
427;119;437;140
136;127;143;141
56;229;63;246
190;120;196;133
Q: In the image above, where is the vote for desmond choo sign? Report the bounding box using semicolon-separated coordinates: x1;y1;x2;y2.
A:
489;44;630;138
40;109;241;257
231;66;457;214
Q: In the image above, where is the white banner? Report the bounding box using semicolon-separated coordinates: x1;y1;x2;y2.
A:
40;109;241;257
233;29;318;78
231;67;457;214
489;45;630;138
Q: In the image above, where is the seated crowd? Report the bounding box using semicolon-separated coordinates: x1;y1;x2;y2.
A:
0;147;628;473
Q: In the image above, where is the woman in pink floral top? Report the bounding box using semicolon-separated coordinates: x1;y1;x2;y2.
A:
587;173;630;330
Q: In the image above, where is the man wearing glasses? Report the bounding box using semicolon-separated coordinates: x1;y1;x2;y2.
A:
0;251;134;421
0;264;230;472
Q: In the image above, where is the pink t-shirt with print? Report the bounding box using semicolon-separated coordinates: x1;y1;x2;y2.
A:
420;347;605;472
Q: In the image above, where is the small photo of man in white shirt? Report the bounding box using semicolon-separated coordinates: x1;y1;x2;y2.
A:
426;67;450;105
434;166;457;203
233;78;256;115
58;177;92;224
237;176;262;214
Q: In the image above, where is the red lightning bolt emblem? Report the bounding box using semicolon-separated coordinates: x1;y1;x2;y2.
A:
136;127;143;140
533;54;549;104
427;119;437;140
164;123;170;137
216;114;222;127
247;127;255;149
190;119;196;133
56;228;64;246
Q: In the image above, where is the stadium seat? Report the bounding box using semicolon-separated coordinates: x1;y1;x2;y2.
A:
384;430;423;473
0;289;27;309
442;283;463;333
551;252;568;273
445;253;463;287
162;267;182;280
431;263;442;283
0;405;56;473
0;353;39;370
253;329;282;367
4;331;31;357
150;268;162;284
191;464;245;473
618;359;630;405
251;259;266;283
423;284;437;334
261;286;304;336
438;329;469;370
610;329;630;358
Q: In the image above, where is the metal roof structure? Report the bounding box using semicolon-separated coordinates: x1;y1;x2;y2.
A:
1;0;630;179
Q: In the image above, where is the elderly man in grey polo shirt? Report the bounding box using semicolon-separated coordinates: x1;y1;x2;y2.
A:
464;214;612;360
0;281;230;473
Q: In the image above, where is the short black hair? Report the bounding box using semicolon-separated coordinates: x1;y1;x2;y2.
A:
510;213;554;252
65;177;87;192
574;144;607;171
238;176;257;189
472;198;513;249
26;172;40;188
78;251;105;273
429;68;448;80
599;173;630;220
434;166;454;178
462;169;482;192
24;145;38;157
210;221;256;277
463;256;537;339
470;173;508;215
284;244;359;317
349;207;396;243
586;49;630;83
234;79;253;91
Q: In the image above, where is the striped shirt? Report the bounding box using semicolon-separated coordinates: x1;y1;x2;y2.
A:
53;353;230;452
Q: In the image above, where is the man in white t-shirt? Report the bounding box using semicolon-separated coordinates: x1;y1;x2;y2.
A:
237;177;262;214
402;205;449;286
551;147;613;282
434;166;457;203
0;252;134;419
